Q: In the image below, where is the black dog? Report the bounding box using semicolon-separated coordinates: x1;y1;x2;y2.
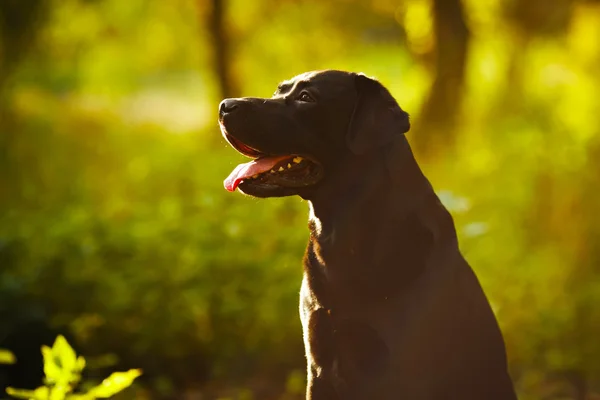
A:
218;70;517;399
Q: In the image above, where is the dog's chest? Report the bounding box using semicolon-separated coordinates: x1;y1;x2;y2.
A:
300;272;392;392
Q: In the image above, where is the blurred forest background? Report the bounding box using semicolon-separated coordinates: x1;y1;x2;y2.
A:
1;0;600;399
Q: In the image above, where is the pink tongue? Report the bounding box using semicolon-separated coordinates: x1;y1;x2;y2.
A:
224;155;291;192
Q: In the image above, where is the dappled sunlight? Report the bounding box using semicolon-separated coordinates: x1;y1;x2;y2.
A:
119;88;210;133
402;0;434;54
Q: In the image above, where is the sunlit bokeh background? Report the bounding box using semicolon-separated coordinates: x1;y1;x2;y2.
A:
1;0;600;399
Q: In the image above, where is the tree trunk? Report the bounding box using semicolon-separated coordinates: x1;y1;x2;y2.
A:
206;0;239;100
0;0;48;89
412;0;470;160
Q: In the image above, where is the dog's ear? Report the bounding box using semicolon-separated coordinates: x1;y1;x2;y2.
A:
346;73;410;155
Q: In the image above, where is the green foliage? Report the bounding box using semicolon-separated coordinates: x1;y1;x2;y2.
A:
6;336;141;400
1;0;600;398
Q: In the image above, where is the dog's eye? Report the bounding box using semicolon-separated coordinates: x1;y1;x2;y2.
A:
297;91;314;102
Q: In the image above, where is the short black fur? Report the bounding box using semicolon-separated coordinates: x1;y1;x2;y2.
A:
218;70;518;399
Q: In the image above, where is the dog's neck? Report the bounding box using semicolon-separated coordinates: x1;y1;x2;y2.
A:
307;136;432;229
303;136;448;303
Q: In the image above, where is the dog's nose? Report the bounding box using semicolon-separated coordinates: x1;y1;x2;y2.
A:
219;99;239;118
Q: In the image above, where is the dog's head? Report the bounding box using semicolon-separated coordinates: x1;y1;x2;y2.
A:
218;70;410;198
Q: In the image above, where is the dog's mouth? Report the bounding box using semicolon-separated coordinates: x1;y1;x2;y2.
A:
221;126;323;193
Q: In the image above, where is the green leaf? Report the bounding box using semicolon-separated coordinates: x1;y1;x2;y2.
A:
42;336;83;387
76;356;86;371
42;345;62;385
6;386;50;400
86;369;142;398
66;394;93;400
50;385;71;400
52;335;78;373
0;349;16;364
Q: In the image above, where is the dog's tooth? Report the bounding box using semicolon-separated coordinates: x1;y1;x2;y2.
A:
270;169;275;173
293;156;303;163
287;163;292;168
278;166;284;172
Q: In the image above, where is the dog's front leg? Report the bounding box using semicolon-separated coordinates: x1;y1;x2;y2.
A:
307;371;339;400
304;308;339;399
